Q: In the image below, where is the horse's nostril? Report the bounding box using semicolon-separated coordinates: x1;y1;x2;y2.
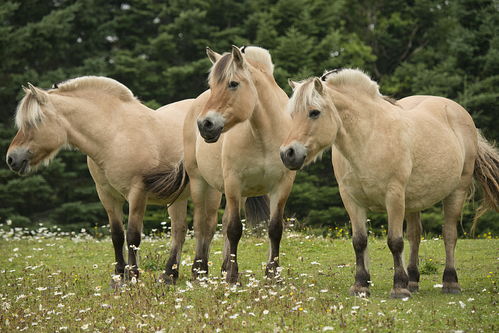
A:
7;156;13;167
286;148;295;159
204;119;214;130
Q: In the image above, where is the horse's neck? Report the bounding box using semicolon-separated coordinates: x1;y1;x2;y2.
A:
54;93;139;160
334;95;390;163
248;79;289;144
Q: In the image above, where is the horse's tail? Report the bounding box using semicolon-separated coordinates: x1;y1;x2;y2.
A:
471;130;499;234
143;160;189;204
245;195;270;228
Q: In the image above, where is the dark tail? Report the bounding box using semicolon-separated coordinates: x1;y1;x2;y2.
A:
471;131;499;234
143;161;189;204
245;195;270;228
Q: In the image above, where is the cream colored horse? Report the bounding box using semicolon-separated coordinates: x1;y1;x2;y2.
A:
6;77;191;285
281;69;498;298
184;46;296;282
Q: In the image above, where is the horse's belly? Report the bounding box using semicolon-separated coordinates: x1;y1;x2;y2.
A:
405;165;463;211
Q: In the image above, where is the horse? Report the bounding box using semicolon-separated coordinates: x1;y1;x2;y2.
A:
182;46;296;283
280;69;499;298
6;76;192;285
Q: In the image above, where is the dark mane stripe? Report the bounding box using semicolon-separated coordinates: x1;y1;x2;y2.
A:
143;161;189;202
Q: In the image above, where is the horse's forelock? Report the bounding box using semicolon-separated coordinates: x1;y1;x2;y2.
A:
209;53;235;85
288;79;324;116
15;92;44;129
208;47;274;86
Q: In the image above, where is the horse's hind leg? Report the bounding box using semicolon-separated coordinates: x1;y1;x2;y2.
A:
441;189;467;294
341;189;370;296
406;212;422;292
161;199;188;284
125;189;147;280
191;178;222;279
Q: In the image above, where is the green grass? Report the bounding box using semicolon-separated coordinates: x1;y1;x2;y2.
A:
0;230;497;332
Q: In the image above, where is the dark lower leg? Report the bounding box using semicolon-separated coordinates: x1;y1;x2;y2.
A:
442;223;460;293
350;233;371;295
110;221;126;276
163;200;188;284
406;212;421;292
388;235;410;298
441;191;465;294
164;224;187;283
126;224;141;279
225;211;242;283
266;215;283;278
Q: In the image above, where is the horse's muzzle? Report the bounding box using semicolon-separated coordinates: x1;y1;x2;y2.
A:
6;148;31;175
280;143;307;170
197;114;224;143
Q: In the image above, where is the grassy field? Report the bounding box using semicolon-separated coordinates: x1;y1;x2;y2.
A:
0;228;497;332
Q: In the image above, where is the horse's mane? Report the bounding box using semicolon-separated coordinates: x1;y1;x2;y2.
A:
323;68;380;97
15;76;135;129
55;76;135;101
209;46;274;84
288;69;400;115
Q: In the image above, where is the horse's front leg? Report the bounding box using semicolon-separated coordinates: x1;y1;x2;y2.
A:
265;176;294;279
340;188;370;296
406;212;422;292
161;199;188;284
386;185;411;298
222;189;242;283
125;190;147;280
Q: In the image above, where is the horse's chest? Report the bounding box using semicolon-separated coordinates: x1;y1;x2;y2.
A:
342;175;387;211
237;162;285;196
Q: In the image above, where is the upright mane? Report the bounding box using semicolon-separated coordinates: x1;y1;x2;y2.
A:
15;76;135;129
208;46;274;85
55;76;135;101
322;68;380;97
288;68;399;116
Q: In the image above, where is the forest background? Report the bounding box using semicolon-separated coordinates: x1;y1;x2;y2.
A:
0;0;497;236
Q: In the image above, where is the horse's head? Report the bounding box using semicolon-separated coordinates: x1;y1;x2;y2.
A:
6;84;67;175
197;45;259;143
280;77;342;170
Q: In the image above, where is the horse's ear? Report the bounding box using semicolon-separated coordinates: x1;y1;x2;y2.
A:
313;77;324;95
231;45;245;68
288;79;297;90
206;47;221;64
22;85;30;94
27;82;48;104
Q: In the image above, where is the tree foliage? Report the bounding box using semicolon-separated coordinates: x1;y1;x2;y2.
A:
0;0;497;234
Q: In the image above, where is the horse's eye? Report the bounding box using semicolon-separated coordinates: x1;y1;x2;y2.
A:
228;81;239;89
309;109;321;119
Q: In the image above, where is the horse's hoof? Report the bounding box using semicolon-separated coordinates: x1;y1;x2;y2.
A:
408;281;419;293
349;285;370;297
110;277;125;290
265;263;281;280
159;273;177;285
442;282;461;294
390;288;411;299
225;272;239;284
